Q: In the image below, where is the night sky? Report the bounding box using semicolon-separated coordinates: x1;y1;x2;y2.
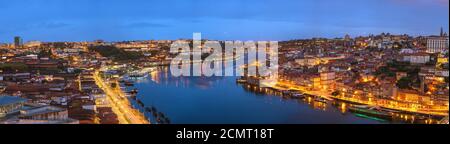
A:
0;0;448;42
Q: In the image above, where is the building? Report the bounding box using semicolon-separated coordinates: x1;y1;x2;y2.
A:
320;72;336;90
419;67;449;78
11;56;64;69
24;41;42;48
400;53;431;64
97;107;119;124
1;105;79;124
427;36;448;54
295;55;346;67
437;53;449;66
14;36;23;49
0;96;27;118
295;57;320;66
392;88;433;108
0;73;31;81
19;106;77;122
440;27;448;37
396;72;408;81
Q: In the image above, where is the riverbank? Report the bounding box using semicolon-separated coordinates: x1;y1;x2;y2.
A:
264;79;448;117
94;70;150;124
124;67;388;124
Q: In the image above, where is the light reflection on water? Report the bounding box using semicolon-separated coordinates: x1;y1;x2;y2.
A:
127;67;438;124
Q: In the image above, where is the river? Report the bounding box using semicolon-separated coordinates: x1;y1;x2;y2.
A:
125;67;433;124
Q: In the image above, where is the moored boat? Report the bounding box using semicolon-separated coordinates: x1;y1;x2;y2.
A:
349;106;393;120
236;77;247;83
292;93;306;99
129;73;149;79
145;107;153;113
281;90;292;97
314;97;328;103
136;99;145;107
127;89;139;95
124;81;134;86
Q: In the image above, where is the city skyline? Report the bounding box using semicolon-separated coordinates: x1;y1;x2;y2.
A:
1;0;449;42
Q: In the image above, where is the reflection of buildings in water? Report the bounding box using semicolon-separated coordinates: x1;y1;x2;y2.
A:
150;71;160;84
303;97;327;111
195;77;213;89
164;67;169;81
340;103;348;113
241;84;327;111
241;84;282;96
192;76;225;89
150;67;226;89
134;78;150;83
391;113;437;124
313;102;327;111
332;101;348;114
239;83;440;124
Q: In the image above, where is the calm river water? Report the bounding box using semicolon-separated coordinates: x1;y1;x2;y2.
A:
126;67;424;124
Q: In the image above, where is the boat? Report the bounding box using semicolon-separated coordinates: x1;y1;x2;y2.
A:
292;93;306;99
152;111;158;117
136;99;145;107
158;112;165;118
156;118;162;123
124;93;133;98
353;105;370;109
129;73;149;79
145;107;153;113
124;81;134;86
413;115;430;121
127;89;139;95
236;78;247;83
281;90;293;97
127;70;150;79
320;96;334;101
314;97;328;103
349;106;393;120
165;118;171;124
353;105;400;113
380;108;401;113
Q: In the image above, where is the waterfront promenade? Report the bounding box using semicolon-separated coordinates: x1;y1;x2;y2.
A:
274;80;448;117
94;70;149;124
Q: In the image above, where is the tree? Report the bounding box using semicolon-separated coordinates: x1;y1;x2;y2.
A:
38;49;52;58
331;91;341;97
88;45;142;61
0;63;29;72
110;83;117;88
73;69;83;74
396;77;412;89
375;66;395;77
0;49;9;58
393;41;402;49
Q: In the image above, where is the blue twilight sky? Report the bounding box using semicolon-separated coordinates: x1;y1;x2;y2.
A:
0;0;448;42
